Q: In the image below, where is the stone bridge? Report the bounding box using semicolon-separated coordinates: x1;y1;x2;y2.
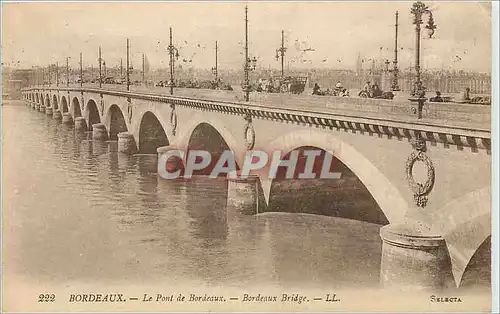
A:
22;85;491;292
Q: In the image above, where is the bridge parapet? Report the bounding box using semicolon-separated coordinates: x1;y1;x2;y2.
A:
22;85;491;152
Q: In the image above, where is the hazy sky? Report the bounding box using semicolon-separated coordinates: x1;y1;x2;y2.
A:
1;1;492;72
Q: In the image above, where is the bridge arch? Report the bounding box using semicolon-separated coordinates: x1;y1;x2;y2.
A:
40;94;45;107
36;93;39;104
105;104;128;140
138;111;169;154
175;114;245;166
85;99;101;130
52;95;59;110
262;129;408;224
423;186;491;287
61;96;69;113
46;94;51;108
72;97;82;118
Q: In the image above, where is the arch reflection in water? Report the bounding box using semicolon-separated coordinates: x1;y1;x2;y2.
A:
92;140;109;157
264;212;382;289
136;154;158;176
183;177;231;286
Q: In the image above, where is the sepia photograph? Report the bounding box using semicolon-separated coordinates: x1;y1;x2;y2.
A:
1;1;496;312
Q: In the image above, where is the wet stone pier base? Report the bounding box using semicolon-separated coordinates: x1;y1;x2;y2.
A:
118;132;138;154
74;117;87;132
62;112;73;125
39;105;46;113
157;146;183;175
379;221;454;291
227;172;265;215
45;107;53;116
53;111;62;120
92;123;108;141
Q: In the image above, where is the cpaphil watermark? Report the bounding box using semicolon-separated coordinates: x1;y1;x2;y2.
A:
158;149;342;180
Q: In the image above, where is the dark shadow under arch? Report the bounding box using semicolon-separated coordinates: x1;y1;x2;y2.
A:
460;235;491;289
52;95;59;110
186;122;240;176
72;97;82;118
267;146;389;225
139;111;169;154
46;94;51;108
61;96;69;113
86;99;101;130
108;105;128;140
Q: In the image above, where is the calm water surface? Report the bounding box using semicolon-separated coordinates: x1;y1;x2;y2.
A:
1;103;416;290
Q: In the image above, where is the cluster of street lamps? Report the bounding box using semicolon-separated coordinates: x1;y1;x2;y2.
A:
30;1;435;115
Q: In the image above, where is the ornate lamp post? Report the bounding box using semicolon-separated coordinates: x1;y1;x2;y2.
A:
391;11;400;91
66;57;70;87
243;6;258;102
167;27;180;95
56;61;59;87
126;38;132;91
98;46;105;88
275;30;287;78
409;1;436;118
79;52;83;88
211;40;218;86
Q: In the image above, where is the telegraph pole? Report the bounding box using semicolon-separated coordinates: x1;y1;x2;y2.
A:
66;57;70;87
126;38;131;91
98;46;102;88
80;52;83;87
56;62;59;87
42;68;45;86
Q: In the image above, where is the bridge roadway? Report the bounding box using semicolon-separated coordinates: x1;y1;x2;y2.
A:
22;84;491;292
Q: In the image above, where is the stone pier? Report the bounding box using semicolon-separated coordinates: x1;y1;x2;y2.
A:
157;146;184;177
62;112;73;125
45;107;53;116
35;103;40;110
118;132;138;154
92;123;108;141
39;105;46;113
53;110;62;120
227;171;265;215
379;221;454;291
74;117;87;132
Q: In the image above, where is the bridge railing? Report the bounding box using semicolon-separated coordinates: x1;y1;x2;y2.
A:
23;84;491;131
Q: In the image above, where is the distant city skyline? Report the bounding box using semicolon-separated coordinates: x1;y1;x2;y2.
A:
2;2;492;73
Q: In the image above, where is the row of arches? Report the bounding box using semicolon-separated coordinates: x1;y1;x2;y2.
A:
22;89;490;289
25;92;168;155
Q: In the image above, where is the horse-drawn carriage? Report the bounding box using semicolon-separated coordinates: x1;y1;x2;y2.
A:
254;76;308;94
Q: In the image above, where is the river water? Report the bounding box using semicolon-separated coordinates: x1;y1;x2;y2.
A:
2;102;489;293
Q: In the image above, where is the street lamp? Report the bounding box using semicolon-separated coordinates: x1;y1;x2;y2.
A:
409;1;437;118
66;57;70;87
275;30;287;78
390;11;401;91
211;40;218;86
167;27;180;95
243;6;258;101
98;46;105;88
